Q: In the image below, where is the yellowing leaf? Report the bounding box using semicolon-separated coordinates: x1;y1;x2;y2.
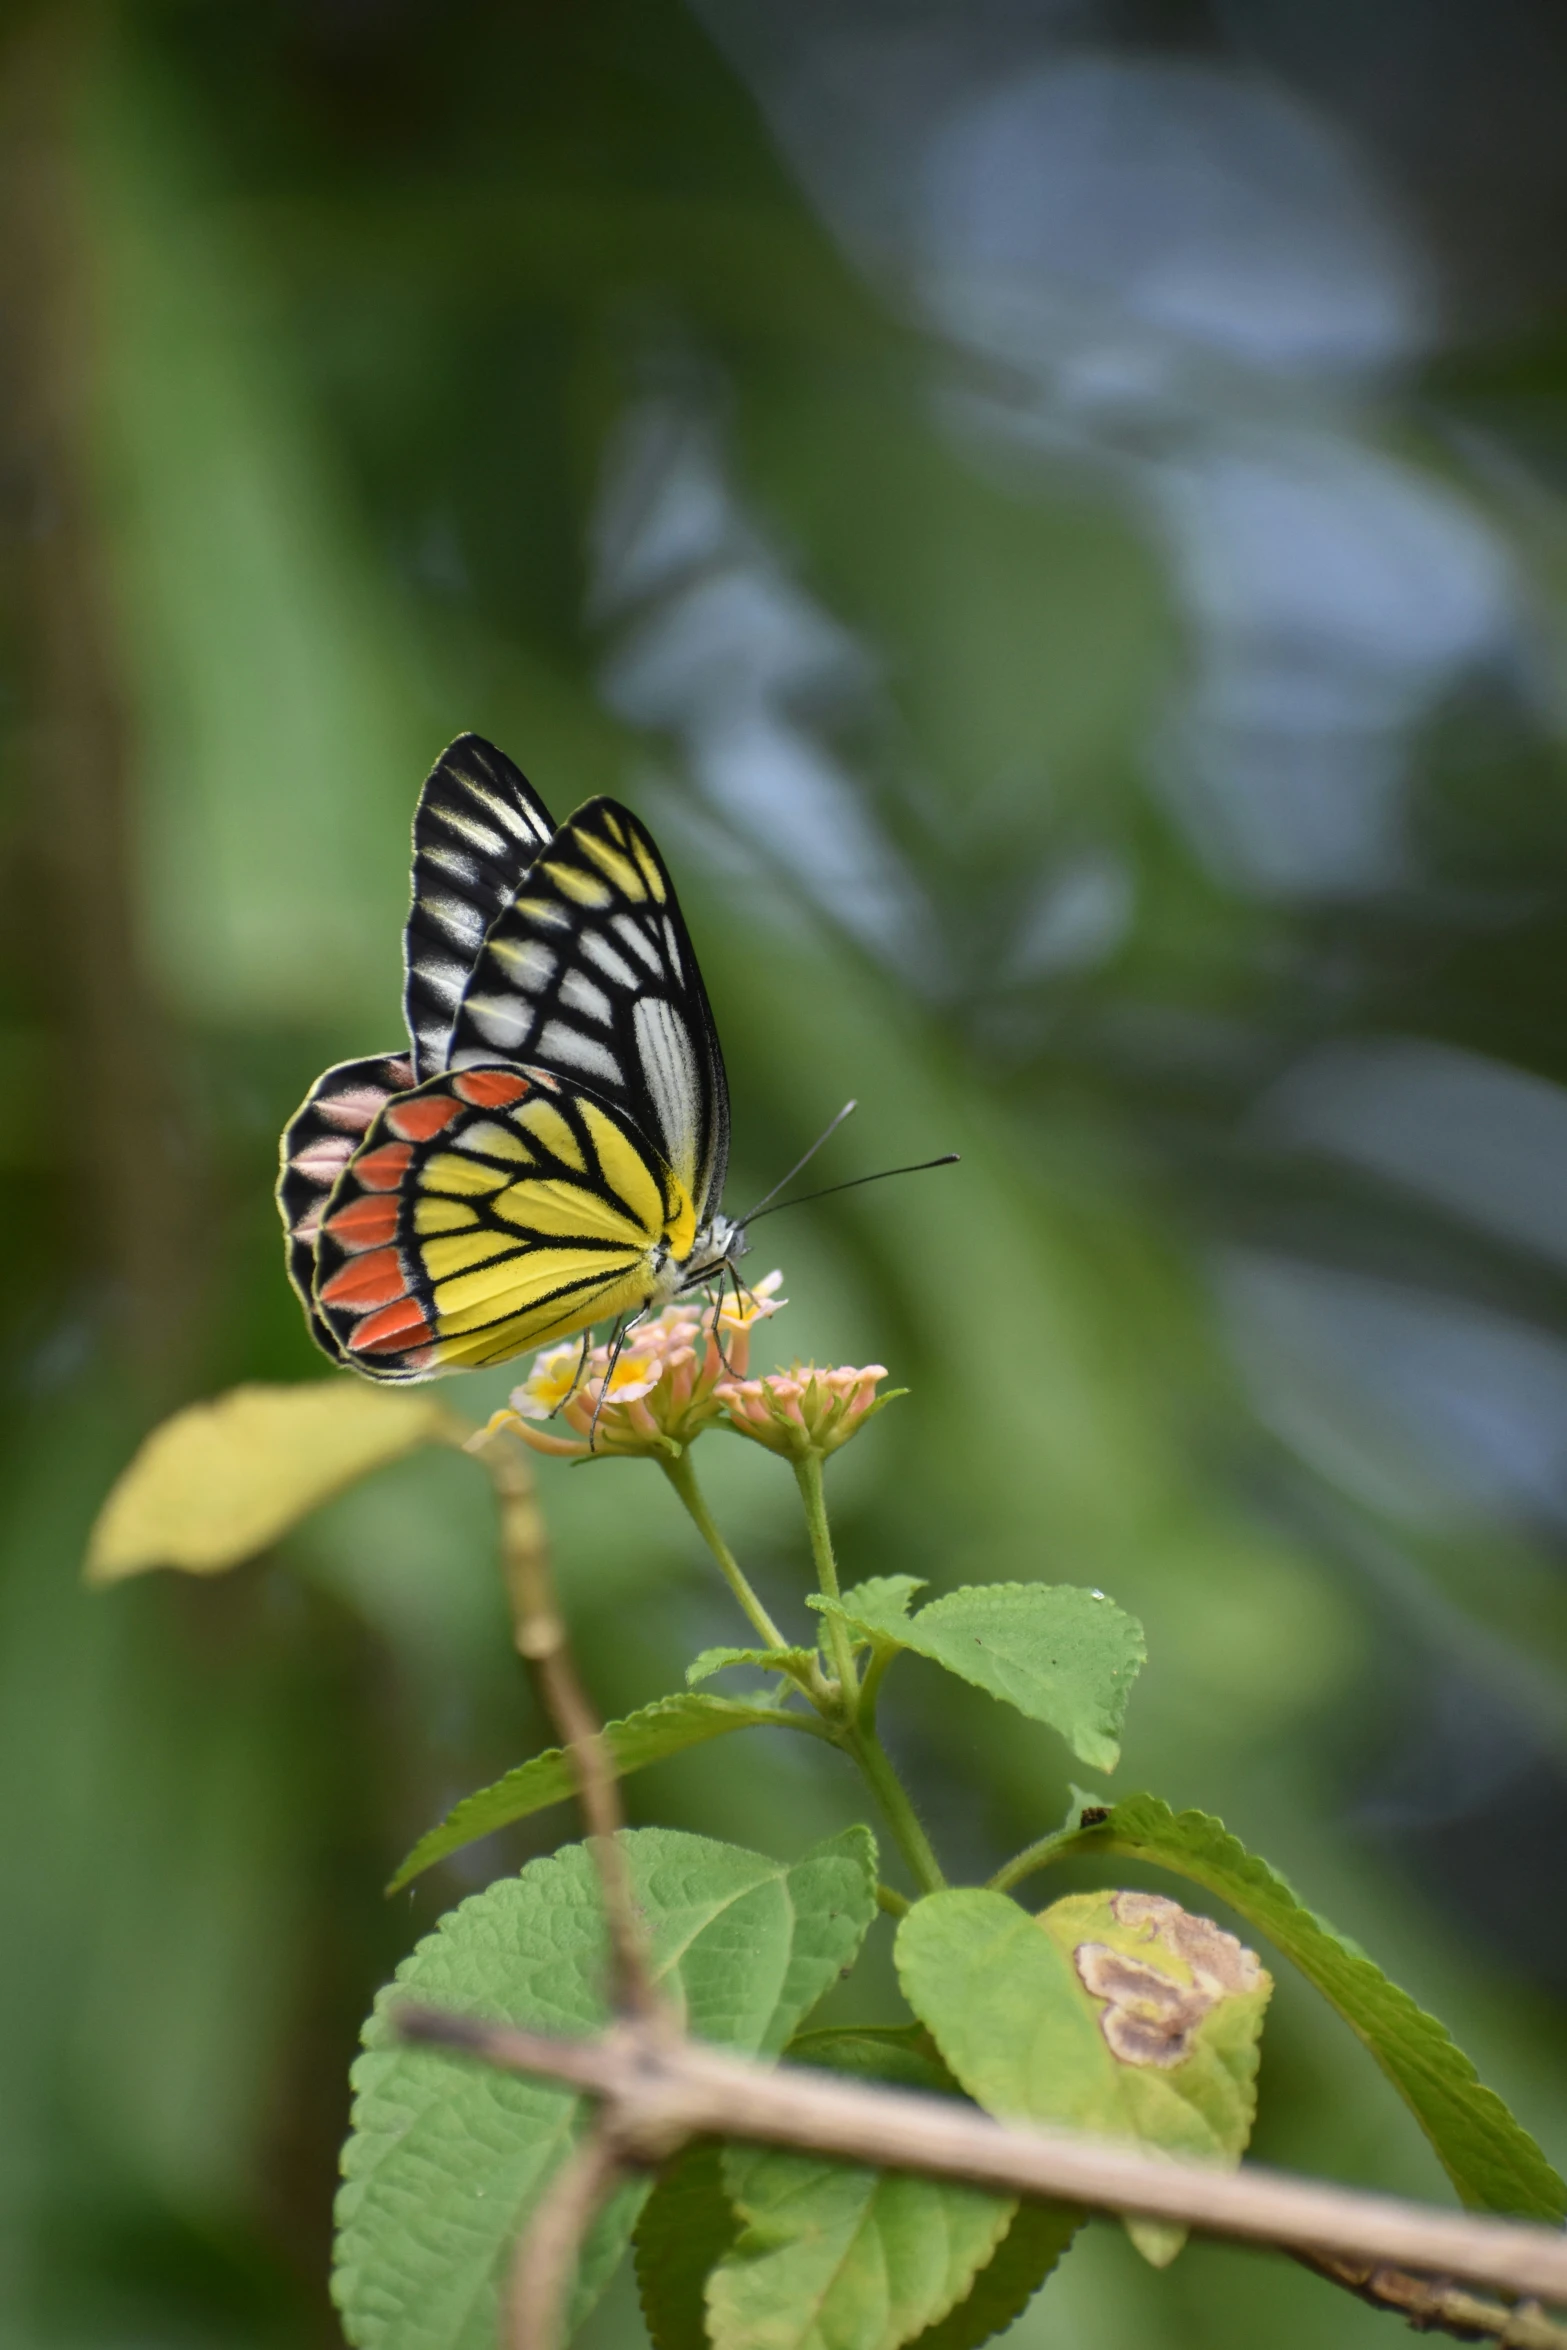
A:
1042;1793;1567;2223
896;1887;1271;2268
86;1381;462;1584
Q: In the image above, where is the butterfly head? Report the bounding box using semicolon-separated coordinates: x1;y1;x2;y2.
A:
672;1208;749;1301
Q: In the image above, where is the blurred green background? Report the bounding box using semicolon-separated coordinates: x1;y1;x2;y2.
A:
5;1;1567;2342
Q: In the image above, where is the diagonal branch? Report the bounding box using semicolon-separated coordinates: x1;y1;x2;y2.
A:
395;2006;1567;2318
1298;2254;1567;2348
467;1426;667;2350
470;1425;660;2027
506;2125;628;2350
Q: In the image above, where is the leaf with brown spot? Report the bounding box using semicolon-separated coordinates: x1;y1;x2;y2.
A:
896;1886;1271;2268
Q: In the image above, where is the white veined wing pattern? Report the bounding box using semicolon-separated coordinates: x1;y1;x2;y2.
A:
403;731;557;1080
446;796;731;1230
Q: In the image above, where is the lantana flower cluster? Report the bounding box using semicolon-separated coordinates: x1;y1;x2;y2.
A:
476;1269;895;1463
484;1273;786;1458
717;1362;893;1460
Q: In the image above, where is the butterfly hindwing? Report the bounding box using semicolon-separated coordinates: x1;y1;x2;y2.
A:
446;796;730;1222
404;733;557;1079
310;1063;696;1379
277;1052;418;1363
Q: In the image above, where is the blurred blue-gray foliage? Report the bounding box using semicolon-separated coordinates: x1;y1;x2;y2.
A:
4;2;1567;2342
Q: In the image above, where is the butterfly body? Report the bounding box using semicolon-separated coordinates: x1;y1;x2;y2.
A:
279;735;741;1382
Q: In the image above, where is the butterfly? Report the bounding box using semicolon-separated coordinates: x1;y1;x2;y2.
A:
277;734;743;1380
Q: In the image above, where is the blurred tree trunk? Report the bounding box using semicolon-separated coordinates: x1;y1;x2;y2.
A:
0;4;200;1382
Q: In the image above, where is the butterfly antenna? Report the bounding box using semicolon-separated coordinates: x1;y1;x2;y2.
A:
735;1100;858;1225
742;1153;960;1227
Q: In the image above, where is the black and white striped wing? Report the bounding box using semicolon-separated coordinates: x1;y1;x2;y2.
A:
404;733;556;1079
446;797;730;1223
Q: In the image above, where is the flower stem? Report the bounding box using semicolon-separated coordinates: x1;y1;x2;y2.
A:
793;1451;946;1896
661;1450;790;1651
792;1452;860;1705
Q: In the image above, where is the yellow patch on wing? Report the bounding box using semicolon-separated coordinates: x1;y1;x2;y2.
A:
413;1196;480;1234
493;1177;650;1246
575;829;647;902
542;860;612;908
578;1100;665;1232
661;1173;698;1262
515;1099;586;1169
430;1263;655;1367
434;1245;643;1333
508;895;571;931
454;1119;532;1162
421;1228;515;1279
420;1152;512;1197
630;835;666;902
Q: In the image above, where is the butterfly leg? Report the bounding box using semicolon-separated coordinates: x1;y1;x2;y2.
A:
728;1262;769;1345
706;1284;738;1378
587;1310;647;1452
551;1327;592;1420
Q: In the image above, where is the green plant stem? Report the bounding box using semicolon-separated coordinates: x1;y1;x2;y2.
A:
792;1452;860;1703
987;1822;1083;1894
793;1450;946;1896
848;1717;947;1895
661;1451;789;1651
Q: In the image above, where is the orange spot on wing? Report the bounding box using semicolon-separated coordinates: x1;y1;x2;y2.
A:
324;1193;400;1250
319;1247;407;1311
453;1068;530;1108
350;1141;414;1191
387;1092;462;1142
350;1298;432;1353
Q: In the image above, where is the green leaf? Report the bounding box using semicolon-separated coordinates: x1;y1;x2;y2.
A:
896;1886;1271;2266
634;2031;1080;2350
1038;1794;1567;2223
335;1826;878;2350
784;2033;1082;2350
830;1583;1144;1773
837;1577;928;1631
706;2028;1019;2350
388;1694;805;1891
688;1646;818;1688
636;2142;739;2350
906;2203;1080;2350
86;1381;460;1582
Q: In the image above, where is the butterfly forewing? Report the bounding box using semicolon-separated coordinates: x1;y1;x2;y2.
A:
309;1063;695;1379
277;1051;417;1362
446;797;730;1223
404;733;556;1079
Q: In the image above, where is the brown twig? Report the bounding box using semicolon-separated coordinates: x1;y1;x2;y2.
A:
1298;2253;1567;2348
470;1425;660;2027
467;1426;665;2350
394;2006;1567;2315
506;2125;628;2350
